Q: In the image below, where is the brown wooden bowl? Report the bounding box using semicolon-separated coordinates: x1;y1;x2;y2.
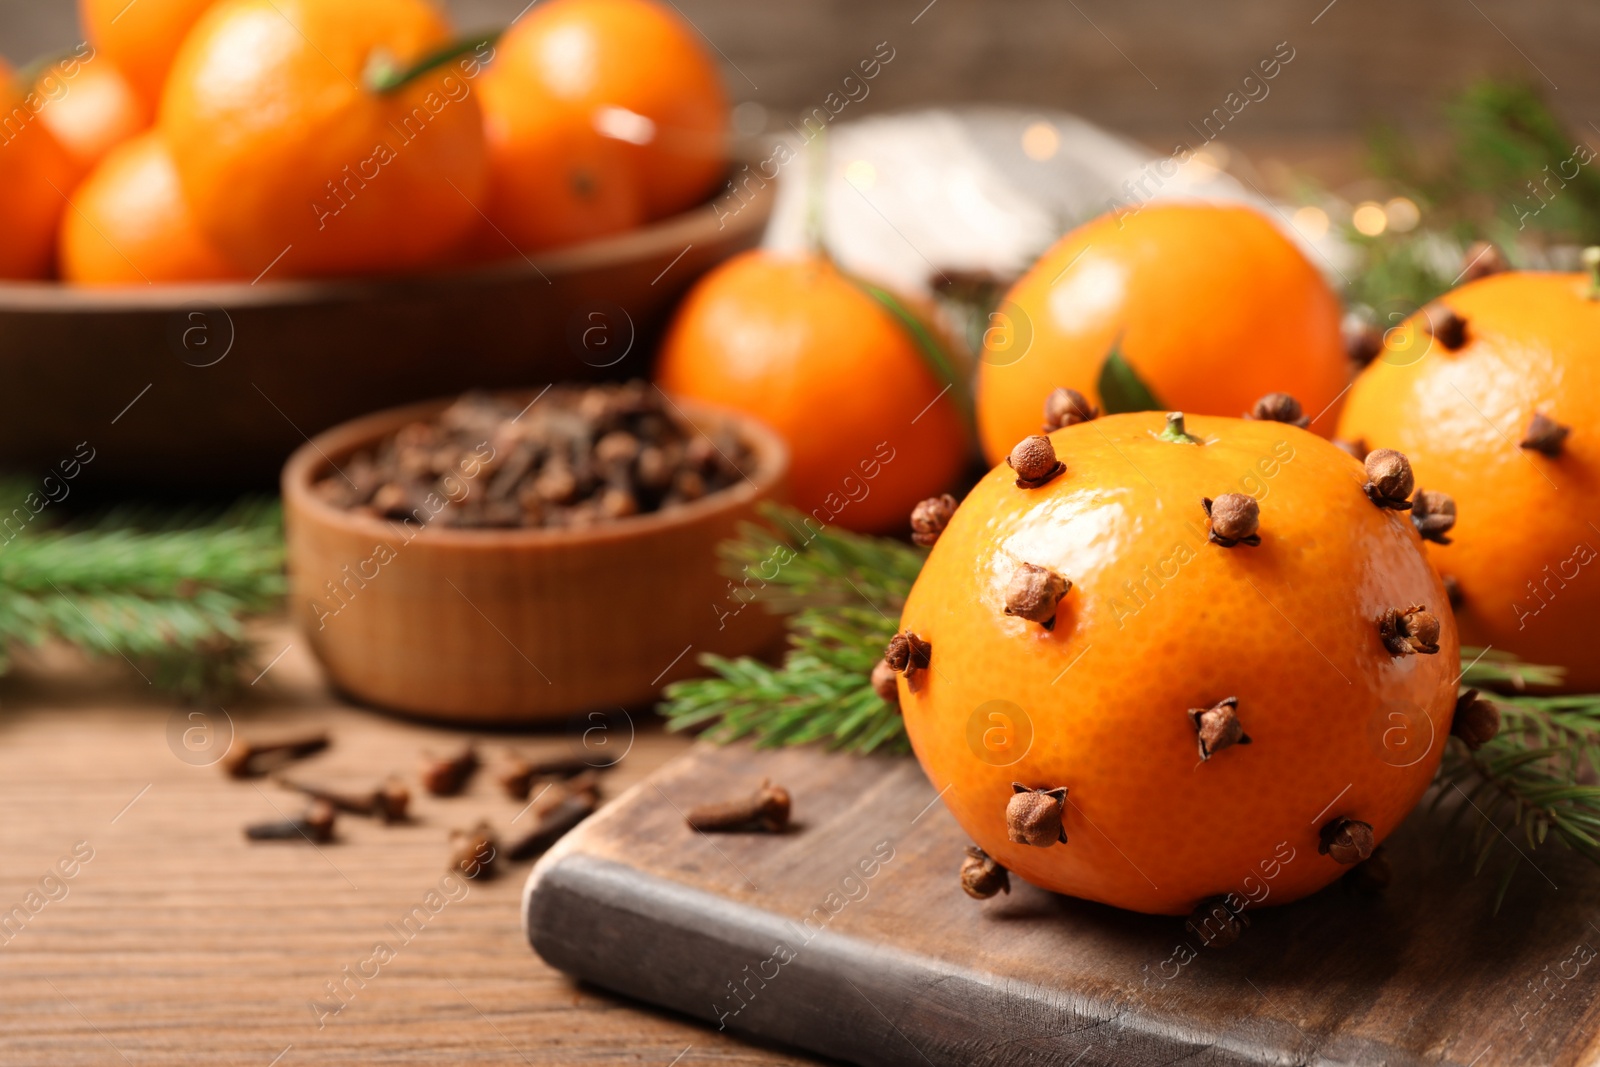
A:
0;178;772;495
281;392;789;724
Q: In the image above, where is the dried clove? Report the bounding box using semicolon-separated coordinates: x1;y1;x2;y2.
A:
449;821;499;880
1442;574;1463;611
685;780;791;833
1410;489;1456;545
1186;895;1248;949
1007;784;1068;847
421;745;480;797
1519;412;1570;457
1451;689;1501;750
276;776;410;823
1189;697;1251;761
222;733;330;779
960;846;1011;899
507;782;602;861
1343;846;1391;893
1378;604;1441;656
1202;494;1260;547
1003;563;1071;629
1319;817;1375;865
1459;240;1508;283
910;494;959;547
1245;392;1309;428
1042;387;1099;431
870;658;900;710
1007;434;1065;488
1363;449;1414;510
1343;317;1383;368
1420;302;1467;351
245;799;337;844
497;751;597;801
884;631;932;678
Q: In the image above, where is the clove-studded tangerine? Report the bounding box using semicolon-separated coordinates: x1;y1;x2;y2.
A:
896;410;1459;915
1338;248;1600;689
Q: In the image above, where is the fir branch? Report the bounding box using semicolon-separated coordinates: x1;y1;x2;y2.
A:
0;500;285;699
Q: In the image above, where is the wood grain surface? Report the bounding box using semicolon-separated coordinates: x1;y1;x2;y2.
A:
527;741;1600;1067
0;625;820;1066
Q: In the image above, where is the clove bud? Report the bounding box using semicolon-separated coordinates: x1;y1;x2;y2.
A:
1410;489;1456;545
1379;604;1440;656
1420;302;1467;351
245;799;337;844
497;750;596;801
909;494;958;547
1003;563;1071;629
1519;412;1570;457
421;745;480;797
1459;240;1508;283
1006;784;1068;847
222;733;330;779
1202;494;1260;547
685;780;791;833
1363;449;1414;510
1007;435;1065;488
1343;846;1391;893
1318;817;1375;865
884;631;932;677
1451;689;1501;750
1343;318;1383;368
1186;895;1248;949
1189;697;1251;761
960;846;1010;899
449;821;499;880
507;780;602;861
1042;387;1098;431
1245;392;1309;428
870;658;900;710
276;776;410;823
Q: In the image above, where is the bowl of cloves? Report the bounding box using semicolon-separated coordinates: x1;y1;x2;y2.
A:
282;381;789;722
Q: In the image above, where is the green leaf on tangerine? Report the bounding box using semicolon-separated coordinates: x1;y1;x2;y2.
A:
1096;341;1163;414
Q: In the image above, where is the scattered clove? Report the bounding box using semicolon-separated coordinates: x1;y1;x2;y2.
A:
1007;434;1065;488
1378;604;1441;656
1363;449;1415;510
1202;494;1260;547
1186;895;1248;949
1451;689;1501;750
507;780;603;861
421;745;480;797
870;658;901;710
1003;562;1071;629
1319;817;1375;865
497;751;597;801
1006;784;1068;847
449;821;499;880
1410;489;1456;545
222;733;330;779
1042;387;1099;431
1519;412;1570;457
909;494;959;547
245;799;337;844
685;779;791;833
1189;697;1251;761
276;776;410;823
960;846;1011;900
1244;392;1309;428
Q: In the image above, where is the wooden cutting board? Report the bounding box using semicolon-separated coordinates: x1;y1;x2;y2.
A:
523;742;1600;1067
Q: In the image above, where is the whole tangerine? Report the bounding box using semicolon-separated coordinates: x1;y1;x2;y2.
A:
1337;256;1600;691
159;0;488;278
481;0;728;228
897;409;1459;916
977;202;1350;465
79;0;217;110
0;62;79;280
655;250;970;535
36;55;148;171
60;130;242;285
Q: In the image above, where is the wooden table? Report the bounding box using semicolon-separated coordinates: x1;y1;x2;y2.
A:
0;624;819;1066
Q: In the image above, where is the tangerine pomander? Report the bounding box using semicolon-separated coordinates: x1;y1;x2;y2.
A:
1337;255;1600;691
896;407;1459;916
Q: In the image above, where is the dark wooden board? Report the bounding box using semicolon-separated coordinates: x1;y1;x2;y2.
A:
525;742;1600;1067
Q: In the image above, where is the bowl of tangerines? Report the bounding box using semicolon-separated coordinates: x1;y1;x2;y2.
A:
0;0;766;490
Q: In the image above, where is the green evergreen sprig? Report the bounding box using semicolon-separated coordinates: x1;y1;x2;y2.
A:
0;494;285;699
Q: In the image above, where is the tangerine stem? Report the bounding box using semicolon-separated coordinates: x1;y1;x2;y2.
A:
1158;412;1202;445
369;31;500;94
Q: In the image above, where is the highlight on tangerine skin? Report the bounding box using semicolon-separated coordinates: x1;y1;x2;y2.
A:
895;409;1460;917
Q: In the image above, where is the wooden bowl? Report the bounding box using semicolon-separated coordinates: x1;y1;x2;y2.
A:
281;392;789;724
0;179;772;495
